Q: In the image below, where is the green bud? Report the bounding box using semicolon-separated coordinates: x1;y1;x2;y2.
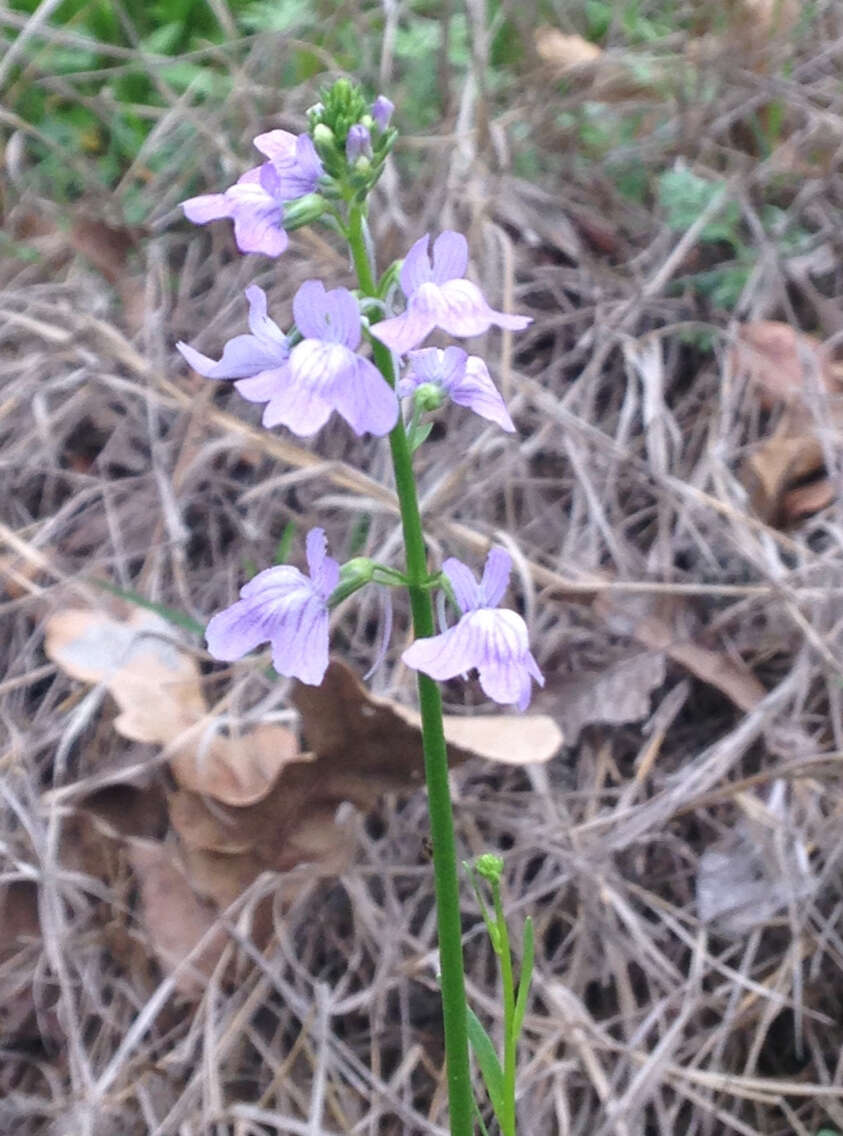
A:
328;557;376;607
474;853;504;884
282;193;326;231
414;382;444;413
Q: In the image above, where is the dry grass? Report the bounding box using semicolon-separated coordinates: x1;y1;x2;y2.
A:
3;4;843;1134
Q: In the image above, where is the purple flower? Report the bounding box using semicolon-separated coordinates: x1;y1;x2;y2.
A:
399;346;515;432
371;231;532;355
205;528;338;685
346;123;372;163
257;281;399;437
176;286;289;392
181;131;323;257
402;548;544;711
371;95;394;131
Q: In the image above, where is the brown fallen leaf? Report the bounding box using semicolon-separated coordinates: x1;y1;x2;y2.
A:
128;840;227;999
44;607;298;806
740;412;827;525
545;651;667;747
291;658;563;771
730;320;842;410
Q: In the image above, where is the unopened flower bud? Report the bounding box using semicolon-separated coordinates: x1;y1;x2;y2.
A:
346;123;372;164
282;193;326;230
372;95;395;131
474;854;504;884
414;381;444;413
312;123;339;163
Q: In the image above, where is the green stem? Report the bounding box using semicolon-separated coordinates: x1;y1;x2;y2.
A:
347;203;474;1136
493;888;517;1136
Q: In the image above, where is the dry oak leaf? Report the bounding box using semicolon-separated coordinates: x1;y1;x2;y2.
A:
128;840;227;999
44;607;297;806
169;659;561;909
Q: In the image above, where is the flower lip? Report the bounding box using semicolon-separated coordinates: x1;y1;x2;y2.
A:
204;528;339;686
401;347;515;433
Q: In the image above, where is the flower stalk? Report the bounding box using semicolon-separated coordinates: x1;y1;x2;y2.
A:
347;201;475;1136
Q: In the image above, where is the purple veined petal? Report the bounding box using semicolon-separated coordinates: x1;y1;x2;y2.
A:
450;355;515;431
277;135;324;199
477;656;534;710
205;598;270;661
253;128;298;163
401;615;486;681
406;346;468;389
182;192;232;224
177;336;275;380
370;304;437;355
269;596;330;684
431;230;468;284
292;281;361;348
480;547;512;607
259;162;282;198
442;557;484;613
234;366;288;403
396;374;415;399
261;370;334;436
238;564;309;602
235;165;264;186
330;357;399;437
346;123;372;162
244;285;289;352
428;279;511;337
400;234;433;297
305;527;340;598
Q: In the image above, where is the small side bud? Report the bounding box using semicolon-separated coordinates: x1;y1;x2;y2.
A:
282;193;327;230
372;95;395;131
414;382;444;413
346;123;373;164
474;854;504;884
312;123;340;163
328;557;376;607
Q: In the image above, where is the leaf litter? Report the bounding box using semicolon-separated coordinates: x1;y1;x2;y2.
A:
4;15;843;1133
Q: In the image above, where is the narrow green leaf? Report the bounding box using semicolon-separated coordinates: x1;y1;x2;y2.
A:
512;916;534;1040
90;578;204;635
273;520;297;564
466;1006;505;1127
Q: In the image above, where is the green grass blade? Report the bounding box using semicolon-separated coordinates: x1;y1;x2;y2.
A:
512;915;534;1040
466;1006;505;1127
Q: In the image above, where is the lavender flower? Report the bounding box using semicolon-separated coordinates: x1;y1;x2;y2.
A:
205;528;338;685
176;286;289;395
402;548;544;711
259;281;398;437
371;231;532;355
399;346;515;432
182;131;323;257
371;95;394;131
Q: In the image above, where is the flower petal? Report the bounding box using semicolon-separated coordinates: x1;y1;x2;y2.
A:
182;193;232;224
306;528;340;597
370;304;437;355
252;128;298;163
261;376;333;436
234;366;288;403
269;598;330;684
400;234;433;296
401;615;486;681
206;601;265;661
480;547;512;607
430;280;517;337
292;282;361;348
277;135;324;198
431;230;468;284
477;657;534;710
443;558;483;613
231;198;287;257
450;355;515;431
330;357;399;436
244;285;289;353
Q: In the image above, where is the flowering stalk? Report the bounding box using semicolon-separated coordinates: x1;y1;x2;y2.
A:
177;79;539;1136
346;202;474;1136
